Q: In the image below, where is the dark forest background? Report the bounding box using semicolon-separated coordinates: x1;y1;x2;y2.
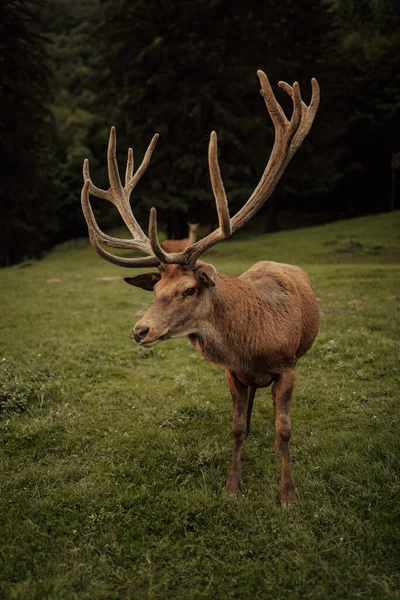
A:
1;0;399;266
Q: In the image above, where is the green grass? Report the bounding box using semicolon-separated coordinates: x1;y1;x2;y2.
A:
1;211;399;599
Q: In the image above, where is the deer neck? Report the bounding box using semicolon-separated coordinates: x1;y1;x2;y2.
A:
189;273;267;371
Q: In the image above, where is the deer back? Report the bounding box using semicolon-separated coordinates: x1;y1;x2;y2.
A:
161;238;190;253
242;261;320;359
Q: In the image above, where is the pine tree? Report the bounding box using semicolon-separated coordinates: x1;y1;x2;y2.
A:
0;0;60;265
44;0;105;242
327;0;400;213
97;0;342;236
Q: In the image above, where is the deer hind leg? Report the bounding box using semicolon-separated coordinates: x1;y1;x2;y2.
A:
272;368;296;507
225;371;256;495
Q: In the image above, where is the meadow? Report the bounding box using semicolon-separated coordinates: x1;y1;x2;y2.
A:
1;211;399;599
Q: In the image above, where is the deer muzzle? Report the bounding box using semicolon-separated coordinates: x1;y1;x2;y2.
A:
132;320;169;347
133;326;150;343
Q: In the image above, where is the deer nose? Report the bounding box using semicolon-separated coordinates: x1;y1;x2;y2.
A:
133;326;149;343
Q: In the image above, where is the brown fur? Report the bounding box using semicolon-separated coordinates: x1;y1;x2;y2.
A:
189;262;319;386
129;260;319;505
82;71;321;505
161;223;199;253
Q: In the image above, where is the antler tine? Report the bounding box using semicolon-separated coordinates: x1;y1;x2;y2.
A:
148;208;188;265
182;71;319;266
258;70;288;129
81;180;160;267
87;229;159;268
278;78;320;156
107;126;123;193
83;159;110;201
103;127;151;244
208;131;231;238
81;129;164;268
308;78;321;120
81;181;147;251
125;147;134;186
278;78;320;118
146;131;232;268
148;207;168;263
125;134;159;194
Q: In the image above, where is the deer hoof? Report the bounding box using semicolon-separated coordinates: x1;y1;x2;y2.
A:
280;487;296;508
225;474;241;496
225;490;239;500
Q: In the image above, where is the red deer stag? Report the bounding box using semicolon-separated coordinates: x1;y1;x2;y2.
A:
162;223;199;253
81;71;320;506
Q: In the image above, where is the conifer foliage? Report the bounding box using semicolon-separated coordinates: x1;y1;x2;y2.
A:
327;0;400;213
0;0;59;266
2;0;399;265
98;0;338;236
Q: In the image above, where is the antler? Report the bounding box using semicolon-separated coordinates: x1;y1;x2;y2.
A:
81;127;162;268
176;70;320;265
82;71;319;270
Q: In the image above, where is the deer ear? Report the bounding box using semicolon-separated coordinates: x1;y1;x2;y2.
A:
195;262;217;288
124;273;161;292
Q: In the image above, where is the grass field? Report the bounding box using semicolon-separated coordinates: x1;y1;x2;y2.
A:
1;212;399;599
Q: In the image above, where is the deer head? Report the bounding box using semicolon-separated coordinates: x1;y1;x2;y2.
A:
81;71;320;347
125;262;217;346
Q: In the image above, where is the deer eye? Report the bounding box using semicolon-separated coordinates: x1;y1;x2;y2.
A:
183;287;196;297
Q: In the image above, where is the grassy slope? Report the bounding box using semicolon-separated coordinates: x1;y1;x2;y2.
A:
0;212;399;599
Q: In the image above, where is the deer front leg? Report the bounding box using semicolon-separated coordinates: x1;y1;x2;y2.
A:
272;368;296;507
225;371;255;495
